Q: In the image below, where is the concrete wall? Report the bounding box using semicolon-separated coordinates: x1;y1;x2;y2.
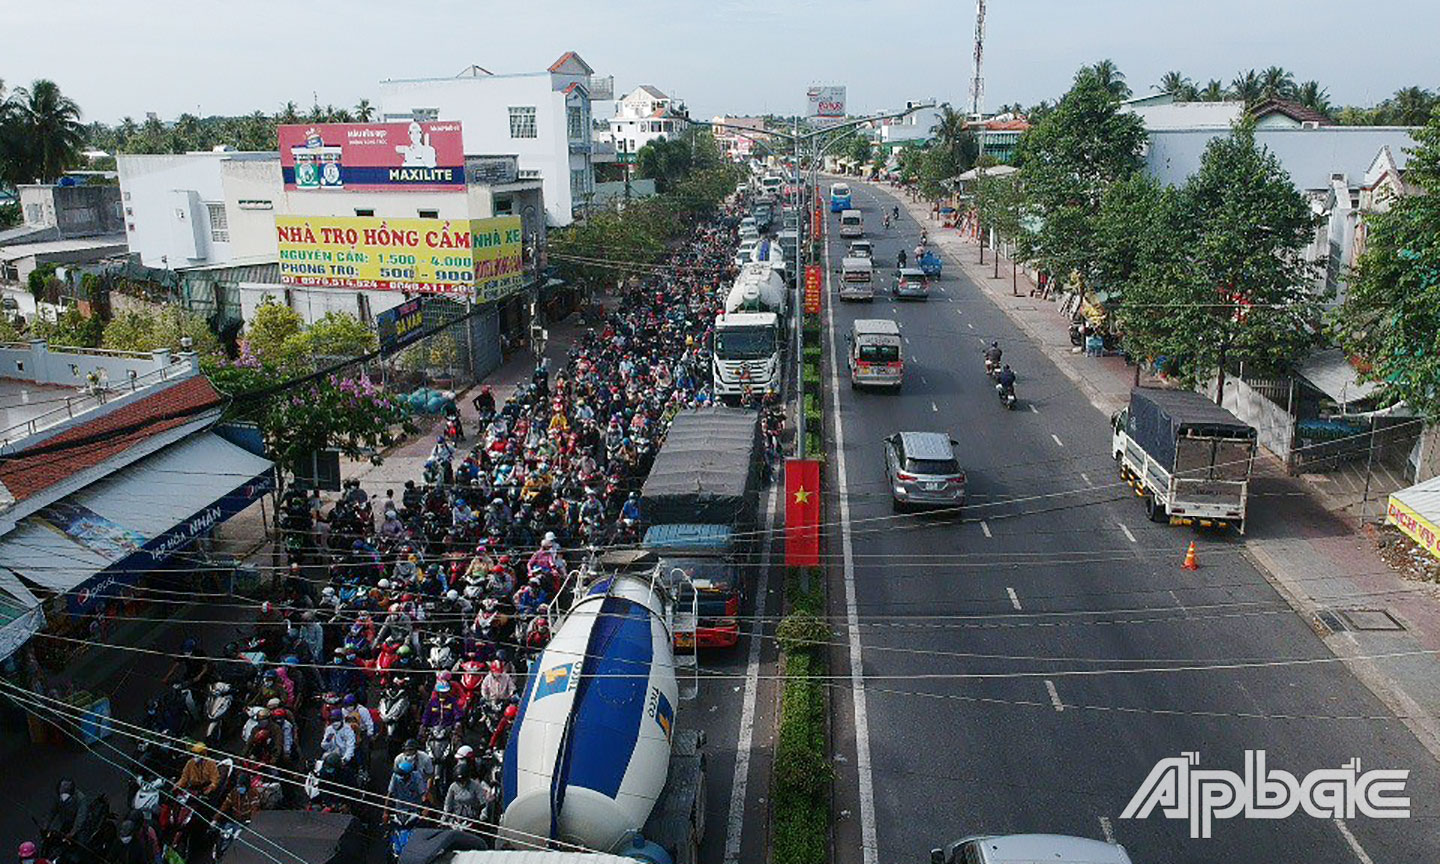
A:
379;73;586;225
18;185;123;236
119;152;276;267
238;282;406;326
0;340;180;389
1206;375;1296;464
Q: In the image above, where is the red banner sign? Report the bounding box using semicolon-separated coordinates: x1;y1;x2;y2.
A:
811;202;823;237
785;459;822;566
278;121;466;191
804;264;823;315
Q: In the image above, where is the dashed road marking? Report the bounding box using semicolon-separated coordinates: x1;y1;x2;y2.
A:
1045;680;1065;712
1028;403;1038;414
967;323;974;329
980;520;992;538
1051;434;1064;447
1099;816;1115;844
1006;587;1021;610
931;401;939;413
1334;818;1376;864
1118;522;1137;543
1080;472;1093;486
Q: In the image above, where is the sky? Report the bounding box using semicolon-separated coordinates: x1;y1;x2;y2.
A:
4;0;1439;126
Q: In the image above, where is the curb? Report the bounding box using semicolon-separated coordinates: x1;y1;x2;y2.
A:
1245;541;1440;763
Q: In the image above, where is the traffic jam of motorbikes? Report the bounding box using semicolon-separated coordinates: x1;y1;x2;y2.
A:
25;200;774;864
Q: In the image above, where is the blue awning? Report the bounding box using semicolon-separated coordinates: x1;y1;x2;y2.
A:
0;432;274;614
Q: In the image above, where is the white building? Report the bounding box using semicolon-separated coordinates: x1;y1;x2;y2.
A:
609;86;688;165
878;100;941;145
710;116;767;160
378;52;597;226
117;151;543;325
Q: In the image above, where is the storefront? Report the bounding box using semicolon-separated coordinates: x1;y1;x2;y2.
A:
0;432;274;664
1387;477;1440;561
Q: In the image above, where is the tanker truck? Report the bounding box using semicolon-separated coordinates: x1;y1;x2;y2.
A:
497;559;706;864
713;262;787;400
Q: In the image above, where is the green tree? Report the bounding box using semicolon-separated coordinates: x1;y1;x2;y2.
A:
1081;59;1131;100
1296;80;1332;115
1385;86;1437;126
844;134;872;170
1;79;85;185
1158;71;1196;101
1166;123;1322;393
1015;68;1147;286
354;99;375;121
1230;69;1263;105
33;308;103;348
278;102;301;125
1199;79;1228;102
243;295;305;363
973;170;1024;251
102;305;221;355
1259;66;1298;102
279;311;376;368
0;201;19;229
1333;108;1440;415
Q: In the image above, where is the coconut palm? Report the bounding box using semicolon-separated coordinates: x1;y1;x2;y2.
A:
1157;70;1195;100
1199;79;1227;102
1387;86;1437;126
1081;59;1131;100
354;99;375;122
5;79;85;184
1259;66;1297;102
278;101;300;125
1230;70;1263;105
1295;81;1332;116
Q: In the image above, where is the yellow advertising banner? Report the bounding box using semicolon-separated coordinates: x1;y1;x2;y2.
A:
1386;495;1440;560
275;214;525;300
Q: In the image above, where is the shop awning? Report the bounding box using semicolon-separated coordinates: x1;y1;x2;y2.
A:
1387;476;1440;561
0;432;274;613
0;567;44;662
1296;349;1382;408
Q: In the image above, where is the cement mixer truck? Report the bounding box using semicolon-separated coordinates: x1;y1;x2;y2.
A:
713;262;787;400
498;558;705;864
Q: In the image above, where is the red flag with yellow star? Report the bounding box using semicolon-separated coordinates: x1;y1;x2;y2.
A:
785;458;822;566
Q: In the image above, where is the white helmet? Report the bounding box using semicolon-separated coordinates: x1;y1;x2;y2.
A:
446;589;460;601
378;579;392;590
456;744;475;759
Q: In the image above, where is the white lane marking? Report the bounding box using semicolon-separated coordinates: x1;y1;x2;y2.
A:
1080;472;1093;487
967;323;974;329
723;482;779;864
980;520;992;538
956;309;963;316
1028;403;1038;414
931;401;939;413
1099;816;1115;844
1045;680;1065;712
827;202;880;864
1118;522;1137;544
903;336;910;344
920;375;928;384
1168;589;1194;620
1334;818;1376;864
1006;587;1021;610
1052;433;1065;447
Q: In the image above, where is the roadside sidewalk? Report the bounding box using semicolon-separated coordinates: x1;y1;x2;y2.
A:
884;181;1440;762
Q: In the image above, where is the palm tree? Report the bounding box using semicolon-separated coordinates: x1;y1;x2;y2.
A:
1157;70;1192;99
1199;79;1227;102
278;101;300;125
1230;69;1263;105
354;99;375;122
1387;86;1437;126
1082;59;1131;100
7;79;85;183
1259;66;1297;102
1295;81;1332;116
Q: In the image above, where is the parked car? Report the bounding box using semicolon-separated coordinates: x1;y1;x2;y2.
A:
883;431;965;512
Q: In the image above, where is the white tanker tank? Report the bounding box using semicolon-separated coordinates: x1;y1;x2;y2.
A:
500;565;705;864
724;262;787;317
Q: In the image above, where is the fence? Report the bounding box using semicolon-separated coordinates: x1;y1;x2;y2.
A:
1204;374;1296;465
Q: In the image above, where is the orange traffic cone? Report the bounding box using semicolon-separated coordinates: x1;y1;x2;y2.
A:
1181;541;1199;571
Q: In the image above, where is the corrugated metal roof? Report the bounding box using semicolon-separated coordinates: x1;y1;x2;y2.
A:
1296;349;1382;406
1391;474;1440;522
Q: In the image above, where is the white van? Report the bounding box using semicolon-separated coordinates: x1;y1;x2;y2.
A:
839;257;874;300
839;209;864;238
933;835;1133;864
847;319;903;389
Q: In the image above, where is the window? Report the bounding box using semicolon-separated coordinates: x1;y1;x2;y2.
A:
206;202;229;243
567;106;584;141
24;204;42;224
509;106;537;138
354;208;375;217
418;209;439;219
494;196;513;215
570;169;589;199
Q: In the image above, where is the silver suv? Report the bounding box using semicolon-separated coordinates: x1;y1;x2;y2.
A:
883;431;965;511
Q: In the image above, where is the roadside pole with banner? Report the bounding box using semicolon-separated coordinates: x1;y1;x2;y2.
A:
785;458;822;566
804;264;823;315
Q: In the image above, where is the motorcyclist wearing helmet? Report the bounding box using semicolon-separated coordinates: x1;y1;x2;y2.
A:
984;341;1003;367
442;761;487;828
392;738;436;793
386;759;428;822
998;364;1017;395
40;779;87;857
163;638;213;695
489;702;520;751
17;840;51;864
178;743;221;795
480;659;515;704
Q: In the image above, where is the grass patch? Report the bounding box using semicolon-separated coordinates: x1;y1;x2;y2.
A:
773;567;831;864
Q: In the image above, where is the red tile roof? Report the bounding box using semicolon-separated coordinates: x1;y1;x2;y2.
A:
1251;99;1334;126
0;375;222;503
548;51;594;75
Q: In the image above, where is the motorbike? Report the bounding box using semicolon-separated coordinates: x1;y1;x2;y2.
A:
378;684;413;756
996;382;1017;410
388;813;420;863
983;355;1001;380
203;680;238;744
425;725;457;798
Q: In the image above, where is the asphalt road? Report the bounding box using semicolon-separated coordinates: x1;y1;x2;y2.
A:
823;179;1440;864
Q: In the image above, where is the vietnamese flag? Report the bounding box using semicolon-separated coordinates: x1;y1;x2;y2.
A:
785;459;822;566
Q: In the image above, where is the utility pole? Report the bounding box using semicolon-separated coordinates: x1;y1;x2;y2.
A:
971;0;989;265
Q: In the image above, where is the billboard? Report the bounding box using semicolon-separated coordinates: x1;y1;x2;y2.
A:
276;215;526;300
806;85;846;119
278;122;466;191
376;296;426;353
